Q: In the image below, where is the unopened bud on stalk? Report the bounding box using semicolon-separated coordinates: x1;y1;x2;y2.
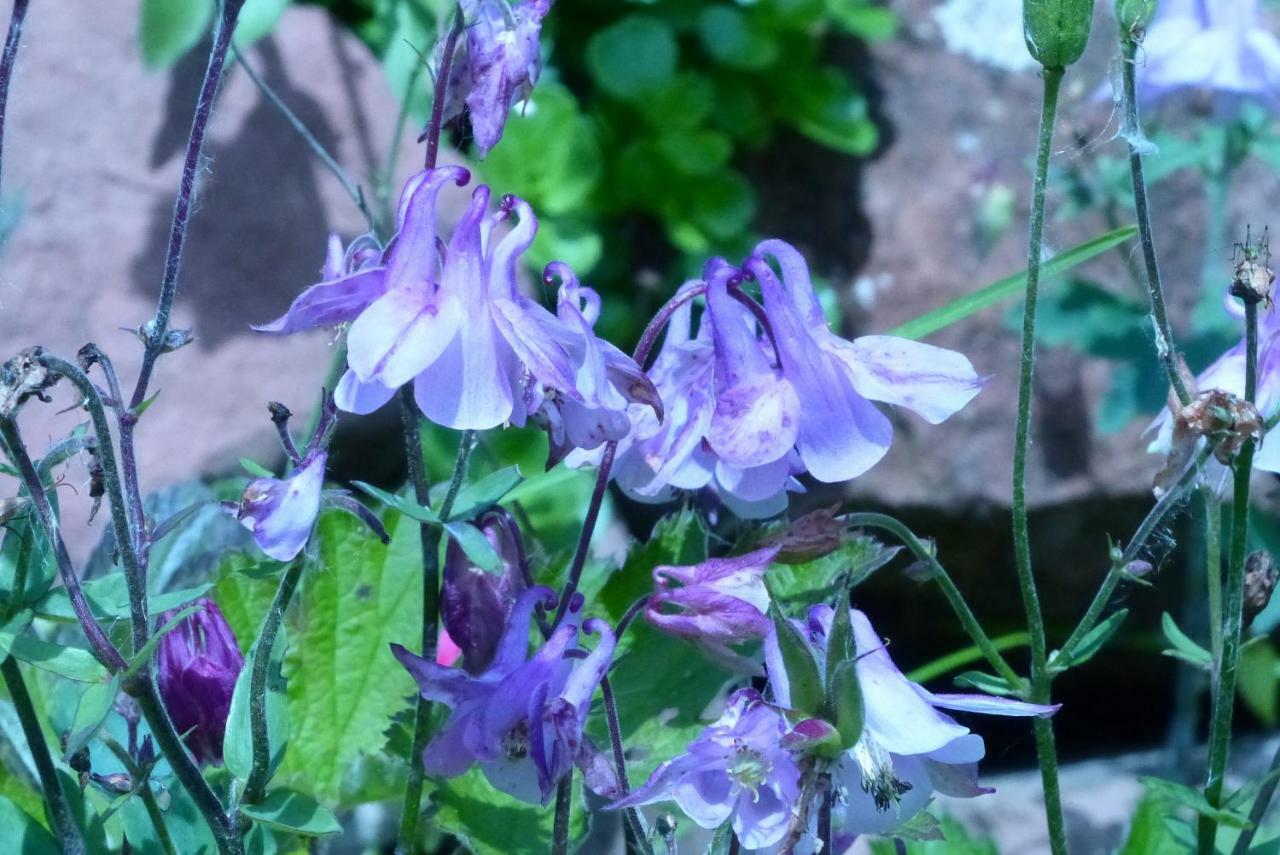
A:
1244;551;1278;629
1114;0;1157;36
1024;0;1095;69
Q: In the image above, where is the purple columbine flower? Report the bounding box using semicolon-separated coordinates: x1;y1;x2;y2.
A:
231;448;327;562
156;599;245;766
766;605;1057;837
1133;0;1280;107
442;513;528;674
392;587;617;804
645;546;778;672
443;0;554;157
610;688;802;850
577;241;984;517
258;168;656;443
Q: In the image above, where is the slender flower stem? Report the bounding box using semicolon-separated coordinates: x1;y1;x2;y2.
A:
230;44;376;233
0;658;86;854
422;8;464;171
1231;737;1280;855
817;773;833;855
242;558;305;805
551;773;573;855
1058;444;1215;661
841;512;1023;690
601;676;654;854
0;0;29;198
1120;38;1189;406
1012;65;1067;855
130;0;244;409
102;738;178;855
1202;486;1224;666
1198;301;1259;854
0;417;126;672
615;595;650;643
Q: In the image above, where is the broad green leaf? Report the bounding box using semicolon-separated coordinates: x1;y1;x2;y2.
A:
827;0;897;39
698;7;778;70
0;763;48;832
766;536;896;611
1238;638;1279;726
351;481;440;524
596;508;709;629
211;552;281;652
0;610;32;662
440;466;523;521
0;794;57;854
1051;609;1129;671
887;226;1138;340
787;67;877;156
953;670;1021;697
586;16;677;100
234;0;291;47
63;673;121;759
0;495;58;607
1161;612;1212;669
768;602;824;714
224;624;290;784
140;0;215;68
241;789;341;837
1121;789;1182;855
1138;776;1254;829
10;636;108;683
434;768;585;855
272;510;422;806
443;522;501;573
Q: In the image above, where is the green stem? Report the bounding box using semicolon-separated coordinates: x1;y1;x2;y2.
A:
551;774;572;855
140;783;179;855
1120;37;1189;406
242;558;304;805
0;658;86;854
1012;65;1068;855
841;512;1024;690
1202;486;1223;667
1198;301;1258;854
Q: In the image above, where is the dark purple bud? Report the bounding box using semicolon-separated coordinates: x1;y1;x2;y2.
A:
156;599;244;766
442;518;527;674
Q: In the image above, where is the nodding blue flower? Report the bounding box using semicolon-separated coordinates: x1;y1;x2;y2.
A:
391;587;618;804
765;605;1057;838
232;448;326;562
257;168;657;445
1132;0;1280;108
443;0;554;157
576;241;984;517
644;546;778;673
156;599;244;766
609;689;802;850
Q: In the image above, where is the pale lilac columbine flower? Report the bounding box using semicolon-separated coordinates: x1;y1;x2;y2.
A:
231;449;326;562
611;688;802;850
766;606;1057;837
645;546;777;672
579;242;984;517
1147;297;1280;484
443;0;554;157
1134;0;1280;107
392;587;617;804
258;167;656;443
156;599;244;766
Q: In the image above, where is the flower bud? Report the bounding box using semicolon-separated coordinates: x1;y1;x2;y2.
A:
1023;0;1095;69
646;548;777;657
441;512;527;674
1244;551;1278;630
1114;0;1157;35
156;599;244;765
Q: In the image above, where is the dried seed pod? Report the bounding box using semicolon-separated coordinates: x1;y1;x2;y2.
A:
1244;551;1278;630
0;347;60;418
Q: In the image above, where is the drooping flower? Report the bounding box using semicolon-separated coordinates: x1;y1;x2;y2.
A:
232;448;326;562
1132;0;1280;107
644;546;778;671
610;688;802;850
578;242;984;517
258;168;656;445
156;599;245;766
392;587;617;804
765;605;1057;837
443;0;554;157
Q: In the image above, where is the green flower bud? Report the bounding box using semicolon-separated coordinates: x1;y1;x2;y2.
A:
1115;0;1158;35
1024;0;1095;69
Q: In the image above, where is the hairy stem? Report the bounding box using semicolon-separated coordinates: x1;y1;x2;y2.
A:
1012;65;1067;855
1202;486;1223;666
242;558;304;805
1198;301;1259;853
551;774;573;855
0;658;86;854
601;675;653;853
0;0;29;197
1120;38;1189;406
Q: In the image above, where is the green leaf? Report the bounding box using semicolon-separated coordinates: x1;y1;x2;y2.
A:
241;789;341;837
443;522;501;573
830;660;865;749
787;68;877;156
1051;609;1129;671
1120;788;1182;855
1161;612;1212;669
124;603;201;679
596;508;709;627
586;16;678;100
272;510;423;806
0;609;32;662
63;673;121;760
234;0;291;47
441;466;523;521
698;7;778;70
767;602;824;714
887;226;1139;340
825;597;856;691
351;481;440;524
953;670;1021;697
224;624;290;784
0;496;58;607
1238;637;1279;727
826;0;897;39
9;635;107;683
240;458;274;478
0;795;58;855
868;813;996;853
434;768;585;855
766;536;897;610
0;763;48;833
140;0;215;68
33;576;211;623
1138;776;1254;829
